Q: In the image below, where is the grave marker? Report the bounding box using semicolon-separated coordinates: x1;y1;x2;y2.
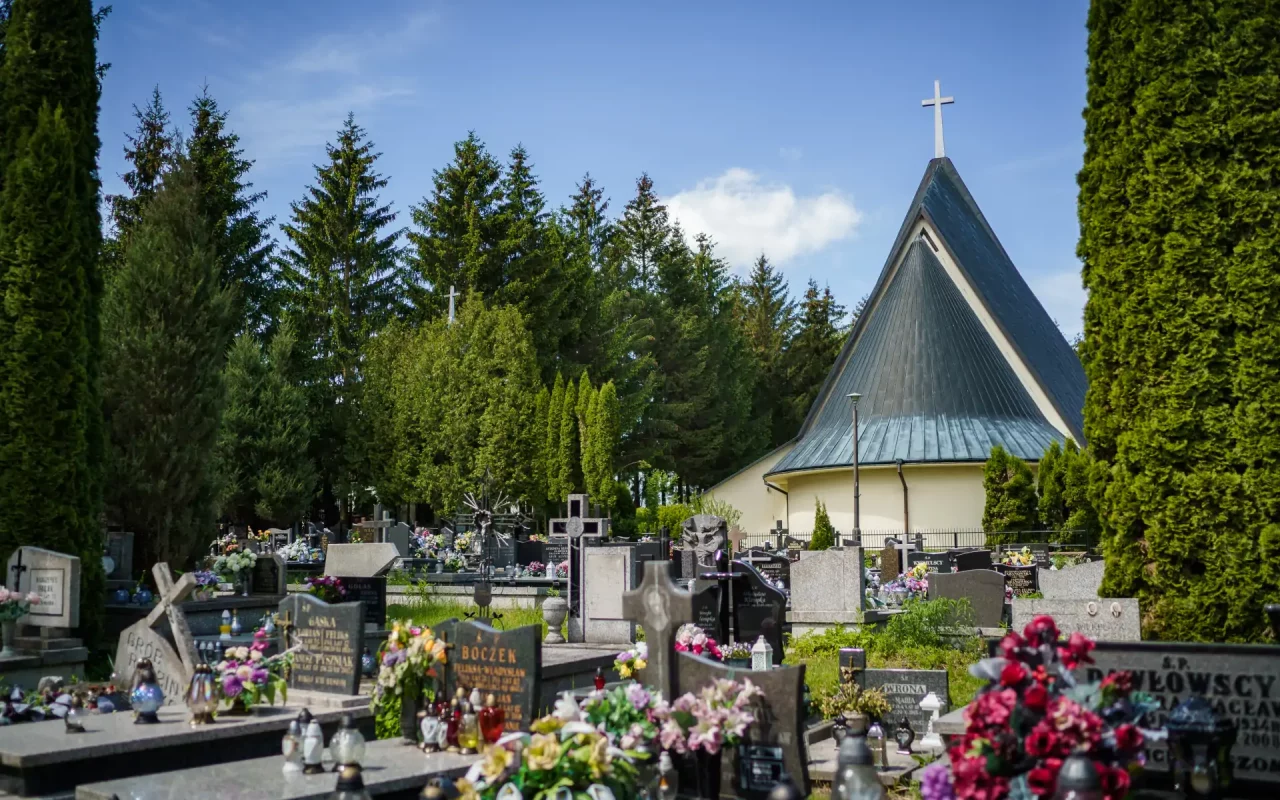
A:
856;668;950;737
690;581;725;644
339;577;387;628
621;560;697;700
880;544;901;580
1039;559;1106;600
548;492;607;641
907;551;952;574
680;514;727;576
278;593;364;695
438;620;541;732
997;563;1039;598
790;547;865;624
583;547;633;643
113;563;198;703
953;549;993;572
105;531;134;582
250;553;287;596
926;570;1004;628
386;522;412;559
740;548;791;590
1011;598;1141;642
324;543;400;577
7;547;80;629
731;561;786;664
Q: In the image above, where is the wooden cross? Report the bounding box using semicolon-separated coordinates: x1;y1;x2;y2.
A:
921;79;955;158
146;563;199;676
622;561;695;701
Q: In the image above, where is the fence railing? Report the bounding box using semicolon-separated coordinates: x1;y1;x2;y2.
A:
737;528;1096;553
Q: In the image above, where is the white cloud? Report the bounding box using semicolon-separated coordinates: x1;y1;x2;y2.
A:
283;10;437;75
1029;267;1087;340
236;84;415;162
665;168;861;266
779;146;803;162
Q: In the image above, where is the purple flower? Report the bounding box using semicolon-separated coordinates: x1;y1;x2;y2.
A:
625;683;651;710
920;758;955;800
222;675;243;698
251;668;269;685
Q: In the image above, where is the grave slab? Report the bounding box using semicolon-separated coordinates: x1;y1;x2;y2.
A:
323;543;400;578
278;593;364;695
1038;559;1106;600
731;560;786;663
385;521;412;559
997;563;1039;598
104;531;134;583
789;547;864;624
582;547;633;643
250;553;287;596
952;550;992;572
7;547;80;630
856;668;949;736
437;619;541;733
926;569;1004;628
1011;598;1141;642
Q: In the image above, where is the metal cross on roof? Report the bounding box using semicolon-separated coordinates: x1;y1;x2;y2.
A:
921;80;955;159
622;560;695;701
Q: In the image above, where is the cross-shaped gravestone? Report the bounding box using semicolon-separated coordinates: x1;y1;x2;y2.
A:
146;563;199;676
114;562;200;702
894;537;916;576
447;285;460;324
622;560;695;701
921;79;955;159
773;520;788;551
727;526;748;554
548;493;608;642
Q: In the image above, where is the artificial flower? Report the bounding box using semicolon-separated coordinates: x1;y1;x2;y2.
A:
525;733;562;771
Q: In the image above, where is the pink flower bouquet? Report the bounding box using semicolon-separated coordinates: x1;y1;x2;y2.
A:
652;677;760;755
0;586;40;622
674;622;724;661
216;629;291;710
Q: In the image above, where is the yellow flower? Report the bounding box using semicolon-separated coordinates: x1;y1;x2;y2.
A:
529;715;564;735
455;779;480;800
525;733;562;771
618;664;633;679
584;735;611;779
634;658;647;671
480;745;515;782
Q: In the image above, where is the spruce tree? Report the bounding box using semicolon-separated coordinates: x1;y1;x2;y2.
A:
787;280;846;428
811;499;835;550
217;334;265;526
981;445;1039;543
1078;0;1280;640
103;158;234;569
740;254;796;447
279;114;405;520
105;86;173;274
186;88;275;336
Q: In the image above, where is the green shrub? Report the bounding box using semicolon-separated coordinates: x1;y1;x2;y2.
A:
810;499;835;550
982;445;1038;543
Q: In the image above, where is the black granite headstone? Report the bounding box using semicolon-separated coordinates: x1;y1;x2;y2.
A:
673;652;809;800
740;548;791;589
105;531;134;581
515;540;545;567
997;563;1039;597
330;576;386;627
630;541;664;588
250;553;286;595
856;668;949;734
279;593;363;694
907;551;952;574
838;647;866;684
437;620;541;733
953;549;993;572
690;581;725;643
731;561;786;665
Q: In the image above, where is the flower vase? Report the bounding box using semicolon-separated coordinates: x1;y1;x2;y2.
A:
0;620;17;659
225;696;252;716
541;596;568;644
238;574;249;597
693;749;722;799
400;682;421;745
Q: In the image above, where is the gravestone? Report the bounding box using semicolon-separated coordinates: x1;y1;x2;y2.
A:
927;569;1004;628
385;522;412;559
690;582;725;644
997;563;1039;597
740;547;791;590
879;544;901;580
629;540;665;589
250;553;287;596
339;577;387;628
7;547;80;629
582;547;633;643
681;514;727;575
548;493;608;642
438;620;541;733
105;531;134;582
674;652;809;800
784;536;805;562
727;526;749;554
1076;641;1280;789
1039;559;1106;600
907;551;952;574
278;593;363;694
1011;598;1141;642
838;648;866;684
731;561;786;664
953;549;993;572
790;547;864;624
856;668;950;736
622;560;697;701
113;563;199;704
324;543;400;577
515;540;546;567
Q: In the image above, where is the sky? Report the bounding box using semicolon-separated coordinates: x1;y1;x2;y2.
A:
99;0;1091;338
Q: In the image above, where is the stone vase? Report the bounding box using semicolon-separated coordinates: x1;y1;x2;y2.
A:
400;681;422;745
844;712;869;737
542;596;568;644
0;620;17;659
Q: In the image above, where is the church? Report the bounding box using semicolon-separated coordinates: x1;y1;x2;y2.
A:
706;107;1087;544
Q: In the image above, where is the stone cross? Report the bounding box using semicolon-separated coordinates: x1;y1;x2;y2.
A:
146;563;199;675
622;560;695;701
727;526;748;554
921;79;955;158
549;493;608;641
894;537;916;577
447;285;460;324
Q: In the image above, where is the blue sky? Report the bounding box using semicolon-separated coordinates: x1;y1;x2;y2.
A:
99;0;1090;337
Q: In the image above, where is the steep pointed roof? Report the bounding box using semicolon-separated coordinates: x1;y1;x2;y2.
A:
767;158;1086;475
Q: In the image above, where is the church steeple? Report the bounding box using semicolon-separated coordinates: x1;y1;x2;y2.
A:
920;80;955;159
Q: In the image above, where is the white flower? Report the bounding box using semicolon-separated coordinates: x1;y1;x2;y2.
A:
495;784;523;800
586;785;616;800
553;692;582;722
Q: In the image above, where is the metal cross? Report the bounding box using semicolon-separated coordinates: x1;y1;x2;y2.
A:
894;537;916;578
622;561;696;701
274;609;295;649
8;549;25;591
146;563;199;676
921;80;955;158
548;493;608;641
447;285;460;324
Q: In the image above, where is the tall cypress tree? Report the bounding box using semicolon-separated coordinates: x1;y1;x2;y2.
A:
104;158;235;570
739;254;795;448
557;378;581;496
279;114;404;522
0;0;106;645
1037;441;1067;531
186;88;275;336
982;445;1039;543
1079;0;1280;640
105;86;173;274
545;372;565;502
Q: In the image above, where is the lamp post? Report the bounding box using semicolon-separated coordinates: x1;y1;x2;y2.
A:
848;393;862;547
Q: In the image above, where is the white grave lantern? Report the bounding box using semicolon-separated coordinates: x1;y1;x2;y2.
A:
918;691;944;752
751;635;772;672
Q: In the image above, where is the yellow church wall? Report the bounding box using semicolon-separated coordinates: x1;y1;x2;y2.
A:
702;443;793;534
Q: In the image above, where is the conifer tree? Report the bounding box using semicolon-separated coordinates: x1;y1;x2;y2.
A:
279;114;405;520
1036;441;1067;531
981;445;1039;542
576;370;596;472
105;86;173;274
586;380;621;512
740;254;796;448
545;372;565;502
103;158;235;569
787;280;846;429
810;499;835;550
533;386;550;507
558;378;581;496
1062;443;1101;547
186;88;275;336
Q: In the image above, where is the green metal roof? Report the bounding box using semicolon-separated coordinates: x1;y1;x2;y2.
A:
767;158;1085;475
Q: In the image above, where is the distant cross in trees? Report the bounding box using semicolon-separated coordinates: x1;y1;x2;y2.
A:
921;80;955;158
447;285;460;324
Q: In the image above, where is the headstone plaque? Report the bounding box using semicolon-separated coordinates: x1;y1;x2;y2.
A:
438;620;541;732
740;548;791;590
105;531;134;582
1011;598;1141;642
385;522;412;559
927;570;1004;628
784;536;804;562
997;563;1039;597
278;593;363;695
907;551;952;574
250;553;287;596
7;547;80;628
690;582;725;644
1039;559;1106;600
674;652;809;800
544;540;569;569
880;544;901;580
731;561;785;664
856;668;950;736
789;547;865;624
953;549;993;572
583;547;633;643
324;543;399;578
838;647;866;683
678;549;697;581
1076;641;1280;788
334;576;387;628
114;623;189;703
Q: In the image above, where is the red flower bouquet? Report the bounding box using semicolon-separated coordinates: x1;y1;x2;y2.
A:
922;615;1157;800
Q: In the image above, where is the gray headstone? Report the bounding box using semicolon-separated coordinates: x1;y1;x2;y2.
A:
1076;641;1280;788
680;514;727;574
856;668;949;735
437;620;541;733
249;553;287;596
583;547;633;643
7;546;80;629
1011;598;1141;642
674;652;809;799
790;547;864;624
113;622;188;704
622;561;698;701
279;593;364;695
385;522;412;559
927;569;1004;628
997;563;1039;597
324;543;400;577
731;561;786;664
105;531;134;581
953;549;992;572
678;548;697;581
740;547;791;590
1039;559;1107;600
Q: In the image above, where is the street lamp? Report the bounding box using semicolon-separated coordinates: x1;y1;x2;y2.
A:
848;393;862;547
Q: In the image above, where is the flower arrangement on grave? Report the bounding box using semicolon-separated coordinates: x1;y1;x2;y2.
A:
882;562;929;601
529;532;549;543
582;684;664;751
370;621;448;715
652;677;759;755
190;570;219;600
213;547;257;583
216;629;292;712
444;554;467;572
1001;547;1037;567
0;587;41;622
816;681;890;722
922;615;1156;800
247;527;269;543
459;694;643;800
674;623;724;661
302;575;346;604
1050;554;1084;571
349;527;366;544
454;531;474;552
721;642;752;664
614;641;648;679
555;560;569;578
526;560;546;577
212;531;239;555
411;531;446;558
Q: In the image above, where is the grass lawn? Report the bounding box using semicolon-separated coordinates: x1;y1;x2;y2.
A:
385;585;565;640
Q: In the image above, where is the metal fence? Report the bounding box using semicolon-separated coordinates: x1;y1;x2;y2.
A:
737;528;1095;553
